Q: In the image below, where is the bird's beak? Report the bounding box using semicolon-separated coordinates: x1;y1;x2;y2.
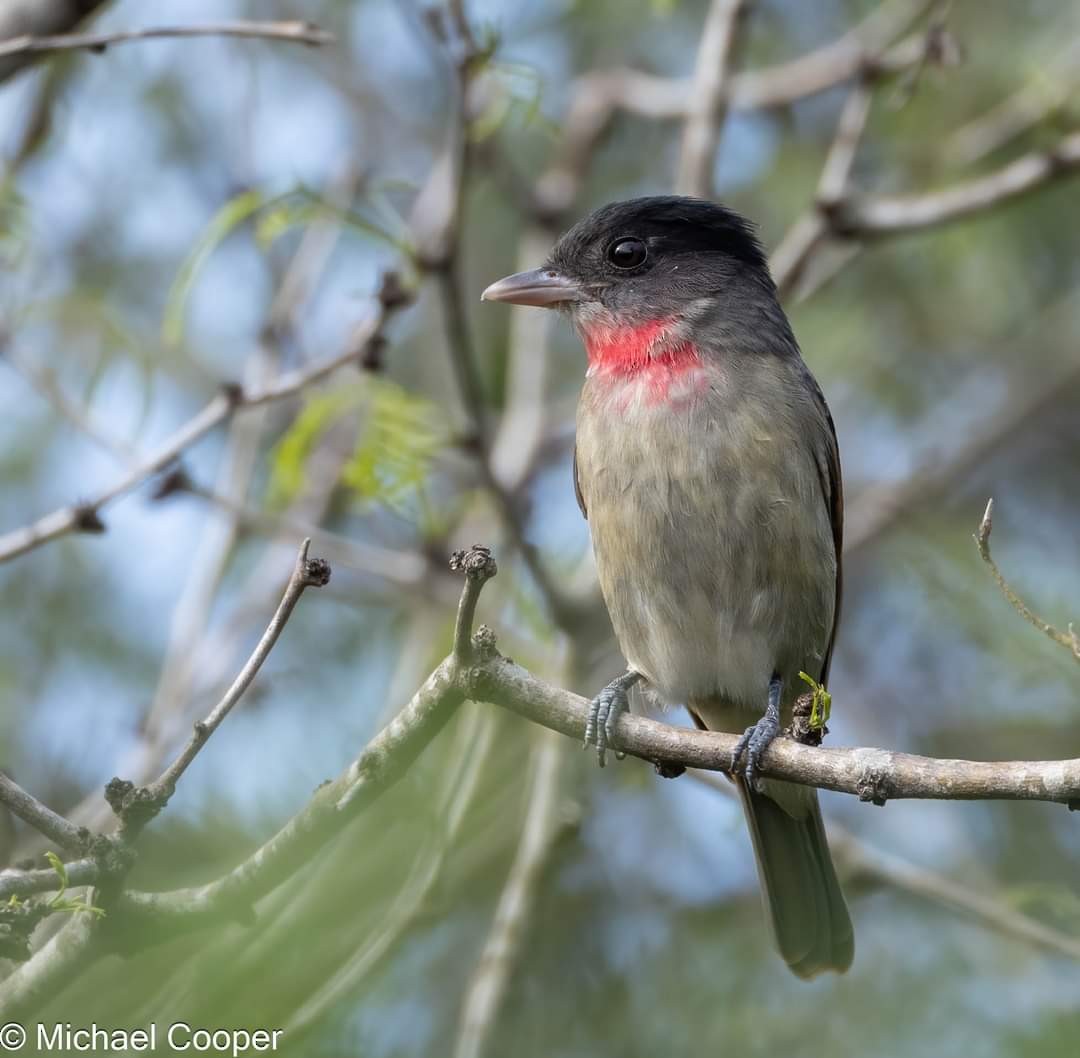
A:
481;268;583;307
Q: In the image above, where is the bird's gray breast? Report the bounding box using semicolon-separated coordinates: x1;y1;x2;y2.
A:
575;362;836;717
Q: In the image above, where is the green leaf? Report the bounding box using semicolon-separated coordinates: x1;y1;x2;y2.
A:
798;671;832;730
340;380;441;511
162;188;265;348
268;387;366;506
45;850;68;891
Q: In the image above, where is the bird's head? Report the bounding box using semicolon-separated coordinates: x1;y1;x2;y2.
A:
482;196;782;374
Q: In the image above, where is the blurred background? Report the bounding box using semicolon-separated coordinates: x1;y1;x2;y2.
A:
1;0;1079;1054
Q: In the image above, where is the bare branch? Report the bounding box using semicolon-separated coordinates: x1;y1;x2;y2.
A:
772;80;873;298
832;131;1080;235
449;546;499;662
118;658;464;922
0;912;99;1021
731;0;935;108
976;499;1080;663
535;0;933;217
0;283;407;566
0;20;333;61
473;651;1080;807
138;540;331;813
946;38;1080;167
0;775;88;855
675;0;749;199
0;859;98;904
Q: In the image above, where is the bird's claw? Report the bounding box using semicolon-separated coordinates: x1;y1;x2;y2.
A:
731;714;781;792
730;675;784;792
584;671;640;767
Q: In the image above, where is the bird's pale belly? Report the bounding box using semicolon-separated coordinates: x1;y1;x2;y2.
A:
576;383;835;716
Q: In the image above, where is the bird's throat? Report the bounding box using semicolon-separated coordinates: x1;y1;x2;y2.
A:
582;318;702;399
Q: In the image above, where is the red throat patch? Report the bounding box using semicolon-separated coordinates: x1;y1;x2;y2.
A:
582;319;703;403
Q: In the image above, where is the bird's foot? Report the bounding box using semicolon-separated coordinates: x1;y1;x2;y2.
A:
730;675;783;792
584;670;641;767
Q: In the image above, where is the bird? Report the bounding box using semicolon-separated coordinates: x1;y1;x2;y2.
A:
481;196;853;977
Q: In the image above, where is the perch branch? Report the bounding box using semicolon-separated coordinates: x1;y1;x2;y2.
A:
473;651;1080;806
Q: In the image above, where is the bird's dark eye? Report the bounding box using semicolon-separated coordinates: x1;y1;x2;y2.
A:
606;237;647;269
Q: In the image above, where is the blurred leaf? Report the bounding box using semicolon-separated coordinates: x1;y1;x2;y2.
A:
269;386;365;506
254;187;414;257
162;188;265;348
268;379;442;513
0;177;29;271
340;380;441;512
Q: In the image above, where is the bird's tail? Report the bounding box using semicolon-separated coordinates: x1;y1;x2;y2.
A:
737;778;854;978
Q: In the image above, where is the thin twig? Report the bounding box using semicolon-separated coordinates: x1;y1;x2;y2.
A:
0;286;405;565
0;20;333;60
141;539;332;810
450;545;499;662
0;775;88;855
675;0;750;199
976;499;1080;663
772;79;874;298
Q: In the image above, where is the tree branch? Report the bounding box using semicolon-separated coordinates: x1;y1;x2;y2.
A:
534;0;933;217
0;774;89;855
135;540;331;818
472;648;1080;807
0;20;333;61
675;0;749;199
0;279;408;565
831;131;1080;235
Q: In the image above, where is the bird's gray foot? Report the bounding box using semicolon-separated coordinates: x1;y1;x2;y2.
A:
584;670;641;767
731;674;783;792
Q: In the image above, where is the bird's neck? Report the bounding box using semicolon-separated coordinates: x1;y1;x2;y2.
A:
580;316;708;408
581;317;700;379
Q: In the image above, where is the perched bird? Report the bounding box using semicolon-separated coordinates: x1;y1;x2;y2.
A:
482;196;852;978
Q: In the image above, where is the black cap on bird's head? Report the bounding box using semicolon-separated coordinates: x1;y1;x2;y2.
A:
482;196;774;327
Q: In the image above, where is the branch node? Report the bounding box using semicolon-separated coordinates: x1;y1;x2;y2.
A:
654;761;686;779
302;556;332;587
855;760;892;806
471;623;499;662
150;464;193;501
72;504;106;534
220;381;245;408
789;691;827;746
104;777;167;829
377;270;414;310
